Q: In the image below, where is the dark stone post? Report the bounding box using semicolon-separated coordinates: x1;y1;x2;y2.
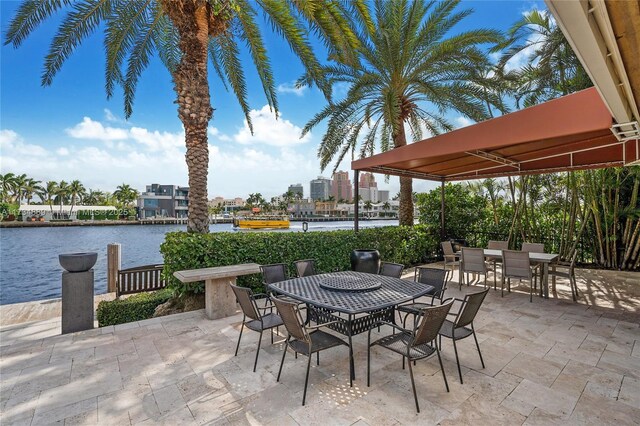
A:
59;252;97;334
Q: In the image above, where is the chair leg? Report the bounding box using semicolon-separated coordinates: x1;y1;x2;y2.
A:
253;331;264;372
407;357;420;413
452;337;463;384
529;278;533;303
501;275;505;297
436;348;450;392
302;353;313;406
271;327;274;344
317;351;320;366
277;342;288;381
508;277;511;292
367;332;372;387
235;321;245;356
472;327;485;368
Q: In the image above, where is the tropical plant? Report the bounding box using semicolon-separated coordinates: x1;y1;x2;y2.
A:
113;184;138;207
55;180;69;217
363;200;373;217
40;181;58;214
302;0;503;226
0;173;17;203
67;179;86;213
11;173;28;204
5;0;359;233
495;9;592;106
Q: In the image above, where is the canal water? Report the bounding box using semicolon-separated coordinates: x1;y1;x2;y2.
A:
0;220;398;305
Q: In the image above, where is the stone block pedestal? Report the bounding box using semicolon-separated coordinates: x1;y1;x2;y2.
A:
62;270;94;334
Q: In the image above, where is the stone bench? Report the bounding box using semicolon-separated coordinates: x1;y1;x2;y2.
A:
173;263;261;320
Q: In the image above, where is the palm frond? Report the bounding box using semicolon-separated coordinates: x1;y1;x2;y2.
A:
43;0;114;86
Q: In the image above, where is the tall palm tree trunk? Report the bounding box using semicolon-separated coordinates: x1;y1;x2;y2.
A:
163;1;215;233
393;122;413;226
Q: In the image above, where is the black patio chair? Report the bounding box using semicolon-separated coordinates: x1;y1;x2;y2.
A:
397;267;448;327
294;259;317;277
438;288;489;383
367;299;454;413
273;297;348;406
230;284;283;372
379;261;404;278
260;263;288;289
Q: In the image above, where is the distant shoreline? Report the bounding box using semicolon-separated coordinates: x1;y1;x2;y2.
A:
0;216;393;228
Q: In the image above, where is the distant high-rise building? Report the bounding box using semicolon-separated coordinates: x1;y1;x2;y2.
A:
377;190;390;203
359;187;378;203
331;171;353;202
288;183;304;198
310;176;332;201
359;172;377;189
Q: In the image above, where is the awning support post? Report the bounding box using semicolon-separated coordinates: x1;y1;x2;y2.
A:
440;180;445;241
354;170;360;232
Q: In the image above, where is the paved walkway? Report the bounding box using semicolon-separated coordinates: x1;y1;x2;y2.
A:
1;268;639;425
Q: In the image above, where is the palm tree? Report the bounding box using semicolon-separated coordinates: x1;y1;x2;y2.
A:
55;180;69;218
67;180;86;214
40;181;58;214
5;1;358;233
382;201;391;217
23;178;43;204
302;0;502;226
12;173;27;204
113;184;138;207
496;9;592;107
363;200;373;218
83;189;105;206
0;173;17;203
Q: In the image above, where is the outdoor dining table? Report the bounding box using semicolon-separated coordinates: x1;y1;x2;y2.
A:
268;270;434;386
457;249;559;298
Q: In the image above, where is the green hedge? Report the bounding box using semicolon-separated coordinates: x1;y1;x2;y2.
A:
161;225;439;295
97;289;172;326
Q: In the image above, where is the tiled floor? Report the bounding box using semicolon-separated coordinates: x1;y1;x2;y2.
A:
1;267;639;425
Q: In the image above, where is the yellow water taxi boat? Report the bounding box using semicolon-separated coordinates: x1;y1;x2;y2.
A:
233;215;290;229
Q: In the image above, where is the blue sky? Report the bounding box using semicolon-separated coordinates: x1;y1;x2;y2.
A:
0;0;544;199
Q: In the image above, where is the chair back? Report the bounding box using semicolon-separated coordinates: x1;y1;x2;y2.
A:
503;250;532;279
521;242;545;253
230;284;260;321
411;300;454;347
415;267;447;298
488;240;509;250
454;288;489;329
294;259;316;277
441;241;455;257
379;262;404;278
272;297;309;343
260;263;288;285
461;247;486;274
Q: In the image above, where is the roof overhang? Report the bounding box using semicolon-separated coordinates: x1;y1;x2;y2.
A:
546;0;640;139
352;88;639;181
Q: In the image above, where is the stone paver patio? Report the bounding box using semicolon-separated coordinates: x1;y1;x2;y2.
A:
1;267;639;425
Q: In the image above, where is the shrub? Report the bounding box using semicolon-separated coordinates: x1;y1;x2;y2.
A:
160;225;439;296
97;289;172;326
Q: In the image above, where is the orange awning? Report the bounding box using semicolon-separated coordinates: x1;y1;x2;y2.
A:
352;88;639;181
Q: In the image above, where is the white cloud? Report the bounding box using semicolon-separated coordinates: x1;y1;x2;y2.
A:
455;117;474;128
56;147;70;156
129;127;184;152
277;82;307;97
104;108;119;122
66;117;128;141
0;129;48;160
233;105;311;147
208;126;231;142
